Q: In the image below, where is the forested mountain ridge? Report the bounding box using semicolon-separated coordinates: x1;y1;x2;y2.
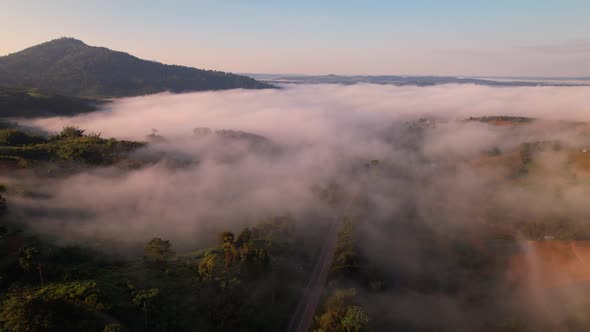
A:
0;86;99;118
0;38;273;99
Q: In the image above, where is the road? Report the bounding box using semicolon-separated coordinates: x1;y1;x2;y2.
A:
287;218;341;332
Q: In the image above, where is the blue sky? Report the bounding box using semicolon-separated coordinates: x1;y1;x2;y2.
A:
2;0;590;76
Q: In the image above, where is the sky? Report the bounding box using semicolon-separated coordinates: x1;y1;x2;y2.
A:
1;0;590;76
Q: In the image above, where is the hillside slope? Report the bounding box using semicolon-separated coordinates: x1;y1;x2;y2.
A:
0;38;273;98
0;86;98;118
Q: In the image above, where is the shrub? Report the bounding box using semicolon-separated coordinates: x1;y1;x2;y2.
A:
315;289;369;332
0;282;105;332
0;129;45;146
51;126;85;140
144;238;173;262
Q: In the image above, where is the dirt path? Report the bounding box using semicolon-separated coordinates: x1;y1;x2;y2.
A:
286;218;341;332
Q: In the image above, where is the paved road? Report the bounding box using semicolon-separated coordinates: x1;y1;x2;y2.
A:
287;218;341;332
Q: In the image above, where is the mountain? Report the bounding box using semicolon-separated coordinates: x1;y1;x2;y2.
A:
0;38;273;98
259;74;590;87
0;86;99;118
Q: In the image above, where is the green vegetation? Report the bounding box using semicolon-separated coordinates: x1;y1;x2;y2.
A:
144;238;173;262
0;86;98;117
0;38;274;99
0;126;143;168
0;123;311;331
0;207;314;331
0;281;106;332
2;115;590;331
329;218;361;277
314;289;369;332
0;128;45;145
313;219;371;332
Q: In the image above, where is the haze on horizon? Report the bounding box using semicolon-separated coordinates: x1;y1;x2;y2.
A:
2;0;590;77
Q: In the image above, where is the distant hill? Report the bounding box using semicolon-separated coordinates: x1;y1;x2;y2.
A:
0;86;99;118
259;74;590;87
0;38;273;98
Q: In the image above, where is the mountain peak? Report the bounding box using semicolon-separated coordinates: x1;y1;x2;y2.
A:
0;38;273;98
49;37;87;46
31;37;88;51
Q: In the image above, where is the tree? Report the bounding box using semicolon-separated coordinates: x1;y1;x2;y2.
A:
53;126;85;140
219;231;238;267
0;282;104;332
19;246;44;286
224;245;238;268
315;289;368;332
144;238;173;262
132;288;159;330
0;129;45;145
146;128;165;142
103;323;124;332
198;250;219;280
330;219;360;277
341;306;369;332
219;231;235;246
236;228;252;248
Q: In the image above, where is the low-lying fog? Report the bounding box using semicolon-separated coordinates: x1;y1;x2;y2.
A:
8;84;590;249
27;84;590;142
6;83;590;330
